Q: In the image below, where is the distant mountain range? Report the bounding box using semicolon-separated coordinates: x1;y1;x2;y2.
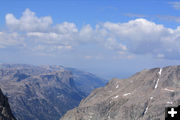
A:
0;64;105;120
0;88;16;120
61;65;180;120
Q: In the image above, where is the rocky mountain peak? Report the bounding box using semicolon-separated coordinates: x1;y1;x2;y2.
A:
61;65;180;120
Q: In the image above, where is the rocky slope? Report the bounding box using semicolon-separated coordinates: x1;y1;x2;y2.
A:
65;67;106;96
0;88;16;120
0;64;105;120
61;65;180;120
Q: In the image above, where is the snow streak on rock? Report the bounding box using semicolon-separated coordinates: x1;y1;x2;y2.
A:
113;95;119;99
154;68;162;89
166;101;173;104
123;93;131;96
144;106;149;114
164;88;175;92
158;68;162;75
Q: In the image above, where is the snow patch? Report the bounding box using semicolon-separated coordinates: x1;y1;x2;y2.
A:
154;78;160;89
167;101;173;104
88;114;93;120
158;68;162;75
116;85;119;89
150;97;153;100
144;106;149;114
164;88;175;92
113;95;119;99
154;68;163;89
123;93;131;96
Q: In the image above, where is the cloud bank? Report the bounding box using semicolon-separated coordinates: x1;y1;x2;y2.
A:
1;9;180;59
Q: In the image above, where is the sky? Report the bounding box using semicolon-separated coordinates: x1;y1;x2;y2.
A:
0;0;180;79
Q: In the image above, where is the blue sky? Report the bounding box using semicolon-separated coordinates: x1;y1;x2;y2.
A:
0;0;180;79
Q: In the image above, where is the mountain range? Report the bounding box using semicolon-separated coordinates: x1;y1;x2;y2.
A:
1;64;180;120
0;64;105;120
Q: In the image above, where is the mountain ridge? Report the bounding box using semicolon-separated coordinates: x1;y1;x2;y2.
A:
61;65;180;120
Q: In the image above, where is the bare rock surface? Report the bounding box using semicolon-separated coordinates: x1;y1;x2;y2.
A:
61;65;180;120
0;88;16;120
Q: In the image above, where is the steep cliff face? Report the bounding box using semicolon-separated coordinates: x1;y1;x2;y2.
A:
0;64;105;120
0;89;16;120
61;66;180;120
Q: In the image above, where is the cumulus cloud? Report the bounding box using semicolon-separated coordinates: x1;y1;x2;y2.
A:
6;8;52;32
95;19;170;54
95;19;180;59
125;13;180;23
55;22;78;34
2;9;180;60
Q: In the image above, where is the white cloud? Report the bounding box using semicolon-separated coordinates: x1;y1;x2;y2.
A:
0;32;24;48
95;19;169;54
55;22;78;34
125;13;180;23
6;8;52;32
32;44;72;53
93;19;180;59
79;24;94;42
2;9;180;60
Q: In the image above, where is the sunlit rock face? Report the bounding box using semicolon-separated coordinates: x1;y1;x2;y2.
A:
61;66;180;120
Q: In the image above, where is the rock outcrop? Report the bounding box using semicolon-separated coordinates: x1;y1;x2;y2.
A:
61;66;180;120
0;89;16;120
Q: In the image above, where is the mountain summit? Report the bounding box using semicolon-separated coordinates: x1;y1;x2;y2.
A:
61;65;180;120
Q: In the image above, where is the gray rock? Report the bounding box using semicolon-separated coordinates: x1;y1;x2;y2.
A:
61;65;180;120
0;88;16;120
0;64;105;120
